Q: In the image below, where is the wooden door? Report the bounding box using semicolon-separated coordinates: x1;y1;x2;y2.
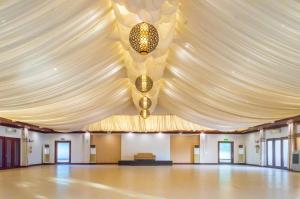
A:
5;137;20;168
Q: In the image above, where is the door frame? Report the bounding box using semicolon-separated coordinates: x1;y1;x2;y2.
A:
266;137;288;169
55;141;71;164
218;141;234;164
0;136;21;169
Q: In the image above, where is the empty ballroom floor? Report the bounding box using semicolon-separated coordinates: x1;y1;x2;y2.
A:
0;165;299;199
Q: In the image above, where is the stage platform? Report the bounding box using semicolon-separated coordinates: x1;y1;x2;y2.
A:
118;160;173;166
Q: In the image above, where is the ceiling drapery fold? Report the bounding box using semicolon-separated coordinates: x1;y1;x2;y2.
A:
0;0;299;131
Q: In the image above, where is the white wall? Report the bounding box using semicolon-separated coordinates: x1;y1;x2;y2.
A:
0;126;22;138
265;126;288;139
200;134;245;164
27;131;44;165
121;133;170;160
17;131;90;165
244;132;260;165
0;126;90;165
43;133;90;163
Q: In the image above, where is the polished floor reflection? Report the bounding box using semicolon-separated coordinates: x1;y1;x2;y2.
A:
0;165;299;199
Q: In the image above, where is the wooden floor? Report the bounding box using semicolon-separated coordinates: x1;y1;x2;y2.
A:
0;165;299;199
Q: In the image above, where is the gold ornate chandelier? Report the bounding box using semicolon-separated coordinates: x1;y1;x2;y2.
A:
135;76;153;119
139;96;152;109
140;109;150;119
135;75;153;93
129;22;159;55
130;22;159;119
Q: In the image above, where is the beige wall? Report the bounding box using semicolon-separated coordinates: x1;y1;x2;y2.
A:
171;135;199;163
91;134;121;163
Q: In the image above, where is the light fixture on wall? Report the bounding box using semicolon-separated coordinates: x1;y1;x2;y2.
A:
129;22;159;55
139;96;152;109
135;75;153;93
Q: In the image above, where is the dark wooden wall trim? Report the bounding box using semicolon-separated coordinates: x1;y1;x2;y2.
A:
0;117;60;133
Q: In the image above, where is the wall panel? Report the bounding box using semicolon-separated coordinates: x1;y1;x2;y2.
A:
171;135;199;163
91;134;121;163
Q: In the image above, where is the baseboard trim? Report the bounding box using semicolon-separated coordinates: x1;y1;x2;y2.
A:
245;164;260;167
69;163;118;165
24;163;44;167
173;163;201;165
173;163;249;165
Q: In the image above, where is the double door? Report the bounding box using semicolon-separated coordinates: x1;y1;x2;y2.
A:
0;136;20;169
267;138;288;169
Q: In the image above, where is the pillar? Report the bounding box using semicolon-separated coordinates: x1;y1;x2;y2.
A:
259;129;266;166
83;131;91;163
199;133;206;163
20;127;29;166
287;121;297;170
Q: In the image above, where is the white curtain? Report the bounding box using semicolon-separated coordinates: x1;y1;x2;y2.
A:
85;115;211;132
0;0;299;131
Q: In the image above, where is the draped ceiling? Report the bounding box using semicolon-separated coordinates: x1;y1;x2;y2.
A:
0;0;300;132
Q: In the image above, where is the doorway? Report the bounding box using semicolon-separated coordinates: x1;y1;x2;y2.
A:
218;141;234;164
267;138;288;169
55;141;71;164
0;136;20;169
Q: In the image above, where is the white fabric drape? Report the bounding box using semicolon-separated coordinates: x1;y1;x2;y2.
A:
85;115;211;132
160;0;300;130
0;0;300;131
0;0;132;131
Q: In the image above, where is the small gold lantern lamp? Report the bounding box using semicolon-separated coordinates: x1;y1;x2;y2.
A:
139;96;152;109
140;109;150;119
135;75;153;93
